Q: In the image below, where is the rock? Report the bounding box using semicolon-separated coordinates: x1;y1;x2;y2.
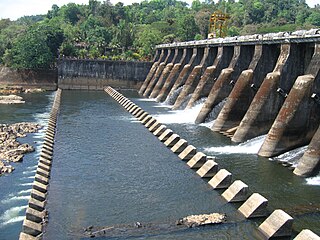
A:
0;122;41;174
0;87;22;94
176;213;226;228
24;88;45;93
0;95;25;104
0;161;15;174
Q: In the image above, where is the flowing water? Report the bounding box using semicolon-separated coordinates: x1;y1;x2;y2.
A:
0;92;54;240
0;90;319;240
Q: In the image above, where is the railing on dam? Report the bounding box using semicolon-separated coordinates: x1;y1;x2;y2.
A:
57;58;153;90
139;29;320;178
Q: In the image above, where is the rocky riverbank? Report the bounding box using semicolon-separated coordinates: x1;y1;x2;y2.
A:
0;122;41;175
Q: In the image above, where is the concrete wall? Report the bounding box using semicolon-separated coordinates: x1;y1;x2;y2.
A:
58;58;152;90
138;30;320;177
0;66;57;90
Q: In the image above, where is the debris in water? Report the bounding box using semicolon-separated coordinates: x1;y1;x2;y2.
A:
83;213;226;238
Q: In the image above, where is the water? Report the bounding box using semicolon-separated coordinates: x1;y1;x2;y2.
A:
0;92;54;240
1;90;319;239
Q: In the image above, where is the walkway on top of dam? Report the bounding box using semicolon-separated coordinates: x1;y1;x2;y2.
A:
42;90;319;239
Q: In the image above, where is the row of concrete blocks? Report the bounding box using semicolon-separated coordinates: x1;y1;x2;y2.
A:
19;89;62;240
104;86;319;240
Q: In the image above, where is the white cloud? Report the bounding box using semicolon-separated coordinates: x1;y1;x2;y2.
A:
0;0;317;21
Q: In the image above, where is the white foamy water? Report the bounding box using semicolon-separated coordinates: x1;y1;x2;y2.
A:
204;135;267;155
27;165;38;170
200;120;215;129
271;145;308;167
18;189;32;194
136;98;156;102
1;195;30;204
0;205;27;227
306;176;320;186
19;182;33;186
0;216;25;227
22;169;36;175
153;102;204;124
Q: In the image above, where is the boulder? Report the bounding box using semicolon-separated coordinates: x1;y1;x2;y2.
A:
0;95;25;104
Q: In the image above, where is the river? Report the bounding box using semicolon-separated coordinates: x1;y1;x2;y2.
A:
0;90;319;240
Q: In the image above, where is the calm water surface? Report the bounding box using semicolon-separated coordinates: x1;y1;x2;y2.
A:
0;90;319;240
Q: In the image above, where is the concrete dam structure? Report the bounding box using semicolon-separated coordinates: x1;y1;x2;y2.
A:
140;29;320;178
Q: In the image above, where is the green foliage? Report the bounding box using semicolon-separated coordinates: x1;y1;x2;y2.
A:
3;21;63;69
0;0;319;68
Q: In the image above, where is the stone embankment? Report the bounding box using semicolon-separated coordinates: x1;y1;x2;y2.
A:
0;122;41;175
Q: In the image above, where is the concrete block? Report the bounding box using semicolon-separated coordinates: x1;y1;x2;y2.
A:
34;174;49;185
31;189;47;202
28;197;46;212
119;98;127;105
221;180;249;202
178;145;197;160
40;152;52;161
141;115;152;124
238;193;268;218
154;125;167;136
134;109;145;118
37;163;50;172
132;107;142;116
39;157;51;166
123;101;133;109
45;132;55;138
19;232;40;240
43;141;53;148
127;104;137;112
149;121;161;132
42;144;53;151
258;209;293;238
36;167;50;178
43;138;54;146
22;219;42;237
41;148;52;156
32;181;48;194
138;112;149;121
196;160;219;178
187;152;207;168
208;169;232;189
145;118;157;128
171;139;188;154
293;229;320;240
44;135;54;142
129;105;138;113
164;134;181;147
26;207;45;223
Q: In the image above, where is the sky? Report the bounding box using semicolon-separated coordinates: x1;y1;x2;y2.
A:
0;0;319;21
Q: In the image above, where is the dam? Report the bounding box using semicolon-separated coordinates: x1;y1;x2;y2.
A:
0;30;319;240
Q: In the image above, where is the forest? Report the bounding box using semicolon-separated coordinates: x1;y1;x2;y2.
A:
0;0;319;69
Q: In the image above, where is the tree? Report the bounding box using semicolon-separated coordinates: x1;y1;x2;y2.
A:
306;10;320;26
177;14;200;41
134;25;162;58
4;21;64;69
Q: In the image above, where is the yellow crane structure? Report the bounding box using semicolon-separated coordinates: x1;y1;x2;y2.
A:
208;10;230;39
